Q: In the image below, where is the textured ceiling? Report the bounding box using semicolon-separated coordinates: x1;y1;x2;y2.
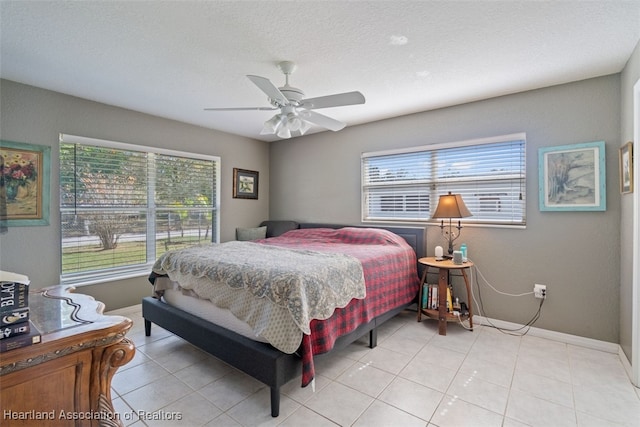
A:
2;1;639;141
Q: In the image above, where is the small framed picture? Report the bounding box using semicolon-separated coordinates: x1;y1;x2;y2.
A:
619;141;633;194
538;141;606;211
233;168;259;199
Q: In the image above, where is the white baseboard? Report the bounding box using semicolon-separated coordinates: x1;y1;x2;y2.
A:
618;346;640;389
473;315;619;354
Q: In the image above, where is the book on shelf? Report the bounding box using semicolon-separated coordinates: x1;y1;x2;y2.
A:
0;320;41;352
0;270;30;314
422;283;428;309
0;320;31;340
428;284;438;310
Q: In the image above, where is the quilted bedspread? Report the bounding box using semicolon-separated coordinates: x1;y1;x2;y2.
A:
152;239;365;353
152;227;419;387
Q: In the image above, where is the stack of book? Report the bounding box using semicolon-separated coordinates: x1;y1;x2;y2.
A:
422;283;439;310
0;271;41;352
421;283;456;312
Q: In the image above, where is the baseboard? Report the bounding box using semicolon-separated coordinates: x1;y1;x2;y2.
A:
473;315;619;354
618;346;640;389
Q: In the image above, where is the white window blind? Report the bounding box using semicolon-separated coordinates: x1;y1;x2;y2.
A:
59;134;220;284
362;133;526;226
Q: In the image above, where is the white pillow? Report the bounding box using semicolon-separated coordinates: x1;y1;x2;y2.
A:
236;226;267;241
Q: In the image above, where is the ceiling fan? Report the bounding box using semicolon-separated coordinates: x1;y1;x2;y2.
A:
205;61;365;139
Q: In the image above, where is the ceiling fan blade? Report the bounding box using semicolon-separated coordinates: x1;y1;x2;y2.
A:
300;110;346;132
204;107;277;111
300;91;365;110
247;75;289;106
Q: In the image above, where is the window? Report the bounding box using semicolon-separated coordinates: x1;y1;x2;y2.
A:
362;133;526;226
59;134;220;284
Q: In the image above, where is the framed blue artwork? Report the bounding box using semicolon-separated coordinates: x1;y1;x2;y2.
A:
538;141;606;211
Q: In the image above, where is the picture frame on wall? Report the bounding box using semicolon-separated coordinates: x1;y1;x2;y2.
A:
619;141;634;194
232;168;259;199
0;140;51;226
538;140;606;211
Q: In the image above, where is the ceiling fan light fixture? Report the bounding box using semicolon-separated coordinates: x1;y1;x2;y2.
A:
298;120;311;135
260;114;285;135
276;124;291;139
286;112;302;131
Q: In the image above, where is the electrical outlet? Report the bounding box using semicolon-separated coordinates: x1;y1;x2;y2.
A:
534;284;547;299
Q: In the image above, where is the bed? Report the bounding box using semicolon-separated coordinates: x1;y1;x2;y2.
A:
142;222;425;417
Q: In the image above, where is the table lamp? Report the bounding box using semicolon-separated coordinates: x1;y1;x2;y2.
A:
432;192;472;255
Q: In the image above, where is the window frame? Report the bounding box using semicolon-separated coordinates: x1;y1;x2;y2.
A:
361;133;526;227
59;134;221;286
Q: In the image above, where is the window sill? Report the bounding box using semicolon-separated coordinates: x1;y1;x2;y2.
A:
60;267;152;287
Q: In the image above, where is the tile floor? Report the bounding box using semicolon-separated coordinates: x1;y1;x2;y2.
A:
108;305;640;426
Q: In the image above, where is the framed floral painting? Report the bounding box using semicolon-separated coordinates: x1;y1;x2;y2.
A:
0;140;51;226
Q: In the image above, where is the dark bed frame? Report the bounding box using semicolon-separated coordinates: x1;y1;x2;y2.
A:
142;223;426;417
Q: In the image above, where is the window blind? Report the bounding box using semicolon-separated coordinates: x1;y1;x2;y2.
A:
362;133;526;225
59;134;220;283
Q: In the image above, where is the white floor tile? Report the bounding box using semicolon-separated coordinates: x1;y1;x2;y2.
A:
573;382;640;425
506;389;577;427
144;393;222;426
447;370;510;415
431;395;504;427
279;406;339;427
358;345;413;375
173;355;234;390
226;388;300;426
399;357;457;392
109;305;640;427
378;376;444;421
336;361;396;398
112;360;170;396
197;370;264;411
352;400;426;427
281;374;331;404
459;353;516;388
511;368;574;408
305;381;375;426
120;374;194;414
516;350;572;383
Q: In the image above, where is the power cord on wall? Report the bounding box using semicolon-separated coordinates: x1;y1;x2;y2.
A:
467;258;545;336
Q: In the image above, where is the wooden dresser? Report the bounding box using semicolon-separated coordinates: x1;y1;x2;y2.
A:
0;285;135;426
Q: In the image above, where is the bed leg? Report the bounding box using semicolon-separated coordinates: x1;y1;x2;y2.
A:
369;328;378;348
270;387;280;417
144;319;151;336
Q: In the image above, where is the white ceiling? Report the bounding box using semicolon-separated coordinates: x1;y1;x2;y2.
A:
2;1;639;142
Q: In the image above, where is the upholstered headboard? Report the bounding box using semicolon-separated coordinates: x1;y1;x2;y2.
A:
259;220;300;238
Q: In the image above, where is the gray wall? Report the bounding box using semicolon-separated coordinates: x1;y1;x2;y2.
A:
270;75;622;343
0;69;632;344
620;40;640;361
0;80;270;309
